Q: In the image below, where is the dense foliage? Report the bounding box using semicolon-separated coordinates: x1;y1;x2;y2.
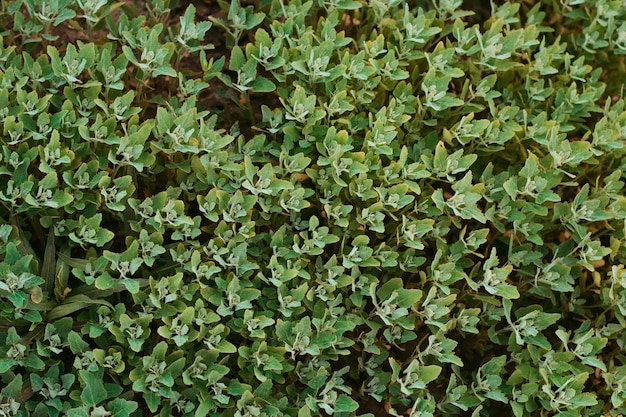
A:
1;0;626;415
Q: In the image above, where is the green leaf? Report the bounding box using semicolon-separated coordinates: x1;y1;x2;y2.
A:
251;77;276;92
153;65;177;77
334;394;359;413
55;246;71;302
42;224;56;296
47;295;113;321
80;370;107;406
0;373;22;397
10;218;36;259
108;399;139;417
95;273;115;290
230;46;245;71
68;331;89;354
298;405;311;417
144;392;160;412
494;283;520;299
121;278;140;294
420;365;442;384
524;334;551;349
246;12;265;29
570;393;597;408
337;0;362;9
66;407;90;417
396;288;423;308
377;278;403;301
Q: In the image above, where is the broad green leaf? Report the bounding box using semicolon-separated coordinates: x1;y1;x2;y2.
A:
420;365;442;384
66;407;90;417
251;77;276;92
80;370;107;406
108;399;138;417
334;394;359;413
68;331;89;354
229;46;245;71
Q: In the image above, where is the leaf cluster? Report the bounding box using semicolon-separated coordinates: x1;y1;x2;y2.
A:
1;0;626;416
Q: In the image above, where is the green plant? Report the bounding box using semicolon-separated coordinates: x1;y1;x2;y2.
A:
1;0;626;416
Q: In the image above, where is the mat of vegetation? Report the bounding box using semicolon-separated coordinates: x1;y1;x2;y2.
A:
1;0;626;415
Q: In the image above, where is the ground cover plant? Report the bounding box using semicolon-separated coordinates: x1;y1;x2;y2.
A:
1;0;626;415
